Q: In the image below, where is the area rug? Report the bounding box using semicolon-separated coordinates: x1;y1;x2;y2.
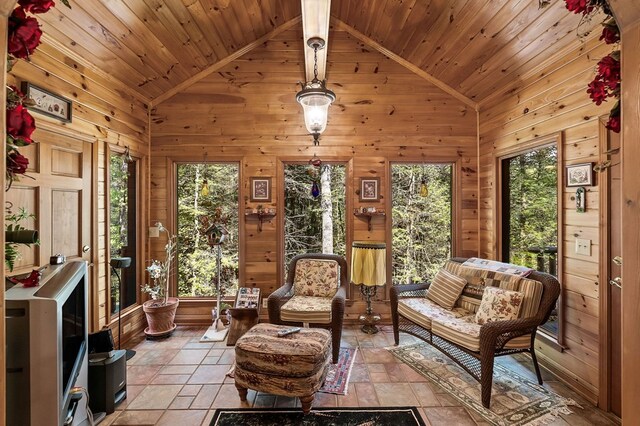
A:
319;347;357;395
389;343;579;426
209;407;426;426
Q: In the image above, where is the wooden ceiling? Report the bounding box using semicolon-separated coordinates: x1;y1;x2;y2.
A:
36;0;590;104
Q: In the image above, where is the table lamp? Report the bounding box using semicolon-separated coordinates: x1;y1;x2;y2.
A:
351;241;386;334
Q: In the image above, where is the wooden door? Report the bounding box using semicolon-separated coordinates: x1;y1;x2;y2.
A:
607;129;622;417
5;132;93;275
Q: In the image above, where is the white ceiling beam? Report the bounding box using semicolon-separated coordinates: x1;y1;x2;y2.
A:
301;0;331;81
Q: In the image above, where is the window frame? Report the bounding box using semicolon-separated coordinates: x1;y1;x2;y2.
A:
494;133;565;349
106;144;144;321
388;161;458;290
171;160;243;302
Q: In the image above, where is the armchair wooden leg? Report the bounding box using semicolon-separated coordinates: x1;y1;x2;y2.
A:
480;353;495;409
331;330;341;363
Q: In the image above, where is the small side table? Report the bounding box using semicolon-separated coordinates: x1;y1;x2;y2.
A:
226;307;260;346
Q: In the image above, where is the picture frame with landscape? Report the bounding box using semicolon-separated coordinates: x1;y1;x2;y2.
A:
566;163;594;187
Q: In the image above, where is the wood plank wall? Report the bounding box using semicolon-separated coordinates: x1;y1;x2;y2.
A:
478;36;611;403
5;41;150;345
150;27;478;324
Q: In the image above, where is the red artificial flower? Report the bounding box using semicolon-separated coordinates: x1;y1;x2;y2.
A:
606;114;621;133
587;79;608;105
565;0;594;14
597;54;621;82
8;7;42;59
18;0;55;14
7;104;36;145
600;24;620;44
7;151;30;175
12;269;41;287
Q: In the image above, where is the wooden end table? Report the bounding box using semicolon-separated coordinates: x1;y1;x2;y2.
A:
226;307;260;346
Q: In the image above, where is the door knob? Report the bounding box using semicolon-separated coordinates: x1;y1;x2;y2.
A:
82;245;91;253
609;277;622;289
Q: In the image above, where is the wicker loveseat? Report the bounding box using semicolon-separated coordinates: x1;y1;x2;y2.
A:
391;257;561;408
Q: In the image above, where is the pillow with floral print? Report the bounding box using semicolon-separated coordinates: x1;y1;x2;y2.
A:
475;286;524;325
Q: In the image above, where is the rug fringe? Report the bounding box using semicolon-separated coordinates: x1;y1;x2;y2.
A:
342;347;358;396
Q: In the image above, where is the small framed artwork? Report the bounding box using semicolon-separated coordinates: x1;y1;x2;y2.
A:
566;163;594;187
359;177;380;202
21;82;72;123
250;177;271;202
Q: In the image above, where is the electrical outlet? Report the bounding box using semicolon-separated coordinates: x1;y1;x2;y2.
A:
123;323;132;334
575;238;591;256
262;298;268;309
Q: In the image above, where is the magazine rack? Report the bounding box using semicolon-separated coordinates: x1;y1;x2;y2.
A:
227;287;261;346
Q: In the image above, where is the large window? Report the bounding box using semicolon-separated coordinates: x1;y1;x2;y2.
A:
501;144;559;336
176;163;239;298
109;151;138;315
284;163;346;270
391;164;453;285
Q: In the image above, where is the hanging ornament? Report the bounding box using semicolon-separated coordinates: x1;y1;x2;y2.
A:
311;180;320;198
419;178;428;197
201;179;210;197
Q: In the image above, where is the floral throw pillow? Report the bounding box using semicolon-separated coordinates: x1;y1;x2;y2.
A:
293;259;339;297
475;286;524;325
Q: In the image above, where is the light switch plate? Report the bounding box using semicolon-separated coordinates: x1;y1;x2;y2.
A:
149;226;160;238
262;298;269;309
575;238;591;256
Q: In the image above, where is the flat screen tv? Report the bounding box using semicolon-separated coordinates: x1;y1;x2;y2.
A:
5;261;89;426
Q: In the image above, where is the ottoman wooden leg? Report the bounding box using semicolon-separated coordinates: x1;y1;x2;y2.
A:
299;394;314;414
235;384;248;402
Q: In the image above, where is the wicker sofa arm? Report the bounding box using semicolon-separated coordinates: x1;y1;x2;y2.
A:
390;283;431;301
479;317;540;351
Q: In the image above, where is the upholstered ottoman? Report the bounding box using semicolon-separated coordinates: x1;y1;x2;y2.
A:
234;323;331;414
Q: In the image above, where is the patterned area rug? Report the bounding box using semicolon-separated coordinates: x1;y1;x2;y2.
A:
389;343;579;426
209;407;426;426
319;347;357;395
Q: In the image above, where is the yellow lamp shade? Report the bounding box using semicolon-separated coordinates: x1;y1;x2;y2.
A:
351;241;386;286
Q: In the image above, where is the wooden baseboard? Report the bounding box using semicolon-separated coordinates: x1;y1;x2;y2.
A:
535;350;598;405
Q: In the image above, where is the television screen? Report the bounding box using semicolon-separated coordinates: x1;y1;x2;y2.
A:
61;276;86;395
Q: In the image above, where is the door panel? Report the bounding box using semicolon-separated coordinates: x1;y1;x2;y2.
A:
5;134;93;276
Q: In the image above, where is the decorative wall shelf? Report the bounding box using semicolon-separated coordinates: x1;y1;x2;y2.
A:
245;212;276;232
354;211;385;231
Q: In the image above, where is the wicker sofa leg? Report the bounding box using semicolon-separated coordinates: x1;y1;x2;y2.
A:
480;352;495;408
331;329;341;363
530;337;544;385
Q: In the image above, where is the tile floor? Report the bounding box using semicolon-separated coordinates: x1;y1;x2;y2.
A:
99;325;619;426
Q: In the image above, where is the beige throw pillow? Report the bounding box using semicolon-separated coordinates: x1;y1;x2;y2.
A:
426;269;467;310
475;286;524;325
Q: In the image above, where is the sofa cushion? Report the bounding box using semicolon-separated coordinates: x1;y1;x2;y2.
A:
444;261;543;319
280;295;332;323
397;297;471;330
475;286;523;325
432;316;481;351
426;269;467;310
293;259;340;297
235;323;331;378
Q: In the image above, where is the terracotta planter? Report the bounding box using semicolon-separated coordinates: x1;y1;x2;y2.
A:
143;297;179;339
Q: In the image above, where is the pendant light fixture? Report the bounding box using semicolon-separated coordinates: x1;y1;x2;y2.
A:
296;37;335;146
419;178;428;197
201;179;210;197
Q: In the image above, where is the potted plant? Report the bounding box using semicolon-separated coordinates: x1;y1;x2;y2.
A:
142;222;179;338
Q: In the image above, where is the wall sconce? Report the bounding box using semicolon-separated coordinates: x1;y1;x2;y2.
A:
296;37;335;146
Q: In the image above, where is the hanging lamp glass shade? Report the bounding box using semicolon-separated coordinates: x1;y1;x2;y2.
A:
296;37;335;146
201;179;209;197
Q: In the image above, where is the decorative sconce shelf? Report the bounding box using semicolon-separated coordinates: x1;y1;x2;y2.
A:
245;212;276;232
354;211;385;232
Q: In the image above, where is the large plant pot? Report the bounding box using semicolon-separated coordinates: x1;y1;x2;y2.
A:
143;297;179;339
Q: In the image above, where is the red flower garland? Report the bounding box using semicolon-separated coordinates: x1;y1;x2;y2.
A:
8;7;42;60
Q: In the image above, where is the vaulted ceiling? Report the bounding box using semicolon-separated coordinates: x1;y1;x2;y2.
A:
36;0;591;104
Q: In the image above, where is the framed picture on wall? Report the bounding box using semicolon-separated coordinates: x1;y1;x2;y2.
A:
566;163;594;187
250;177;271;202
359;177;380;202
21;82;72;123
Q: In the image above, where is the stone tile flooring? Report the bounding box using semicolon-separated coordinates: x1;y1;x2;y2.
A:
100;325;619;425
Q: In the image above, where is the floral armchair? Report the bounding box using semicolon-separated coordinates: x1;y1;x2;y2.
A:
267;253;348;363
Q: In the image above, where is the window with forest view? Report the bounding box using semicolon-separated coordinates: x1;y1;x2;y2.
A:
501;144;558;336
109;152;138;315
284;163;346;273
391;164;453;285
176;163;239;298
